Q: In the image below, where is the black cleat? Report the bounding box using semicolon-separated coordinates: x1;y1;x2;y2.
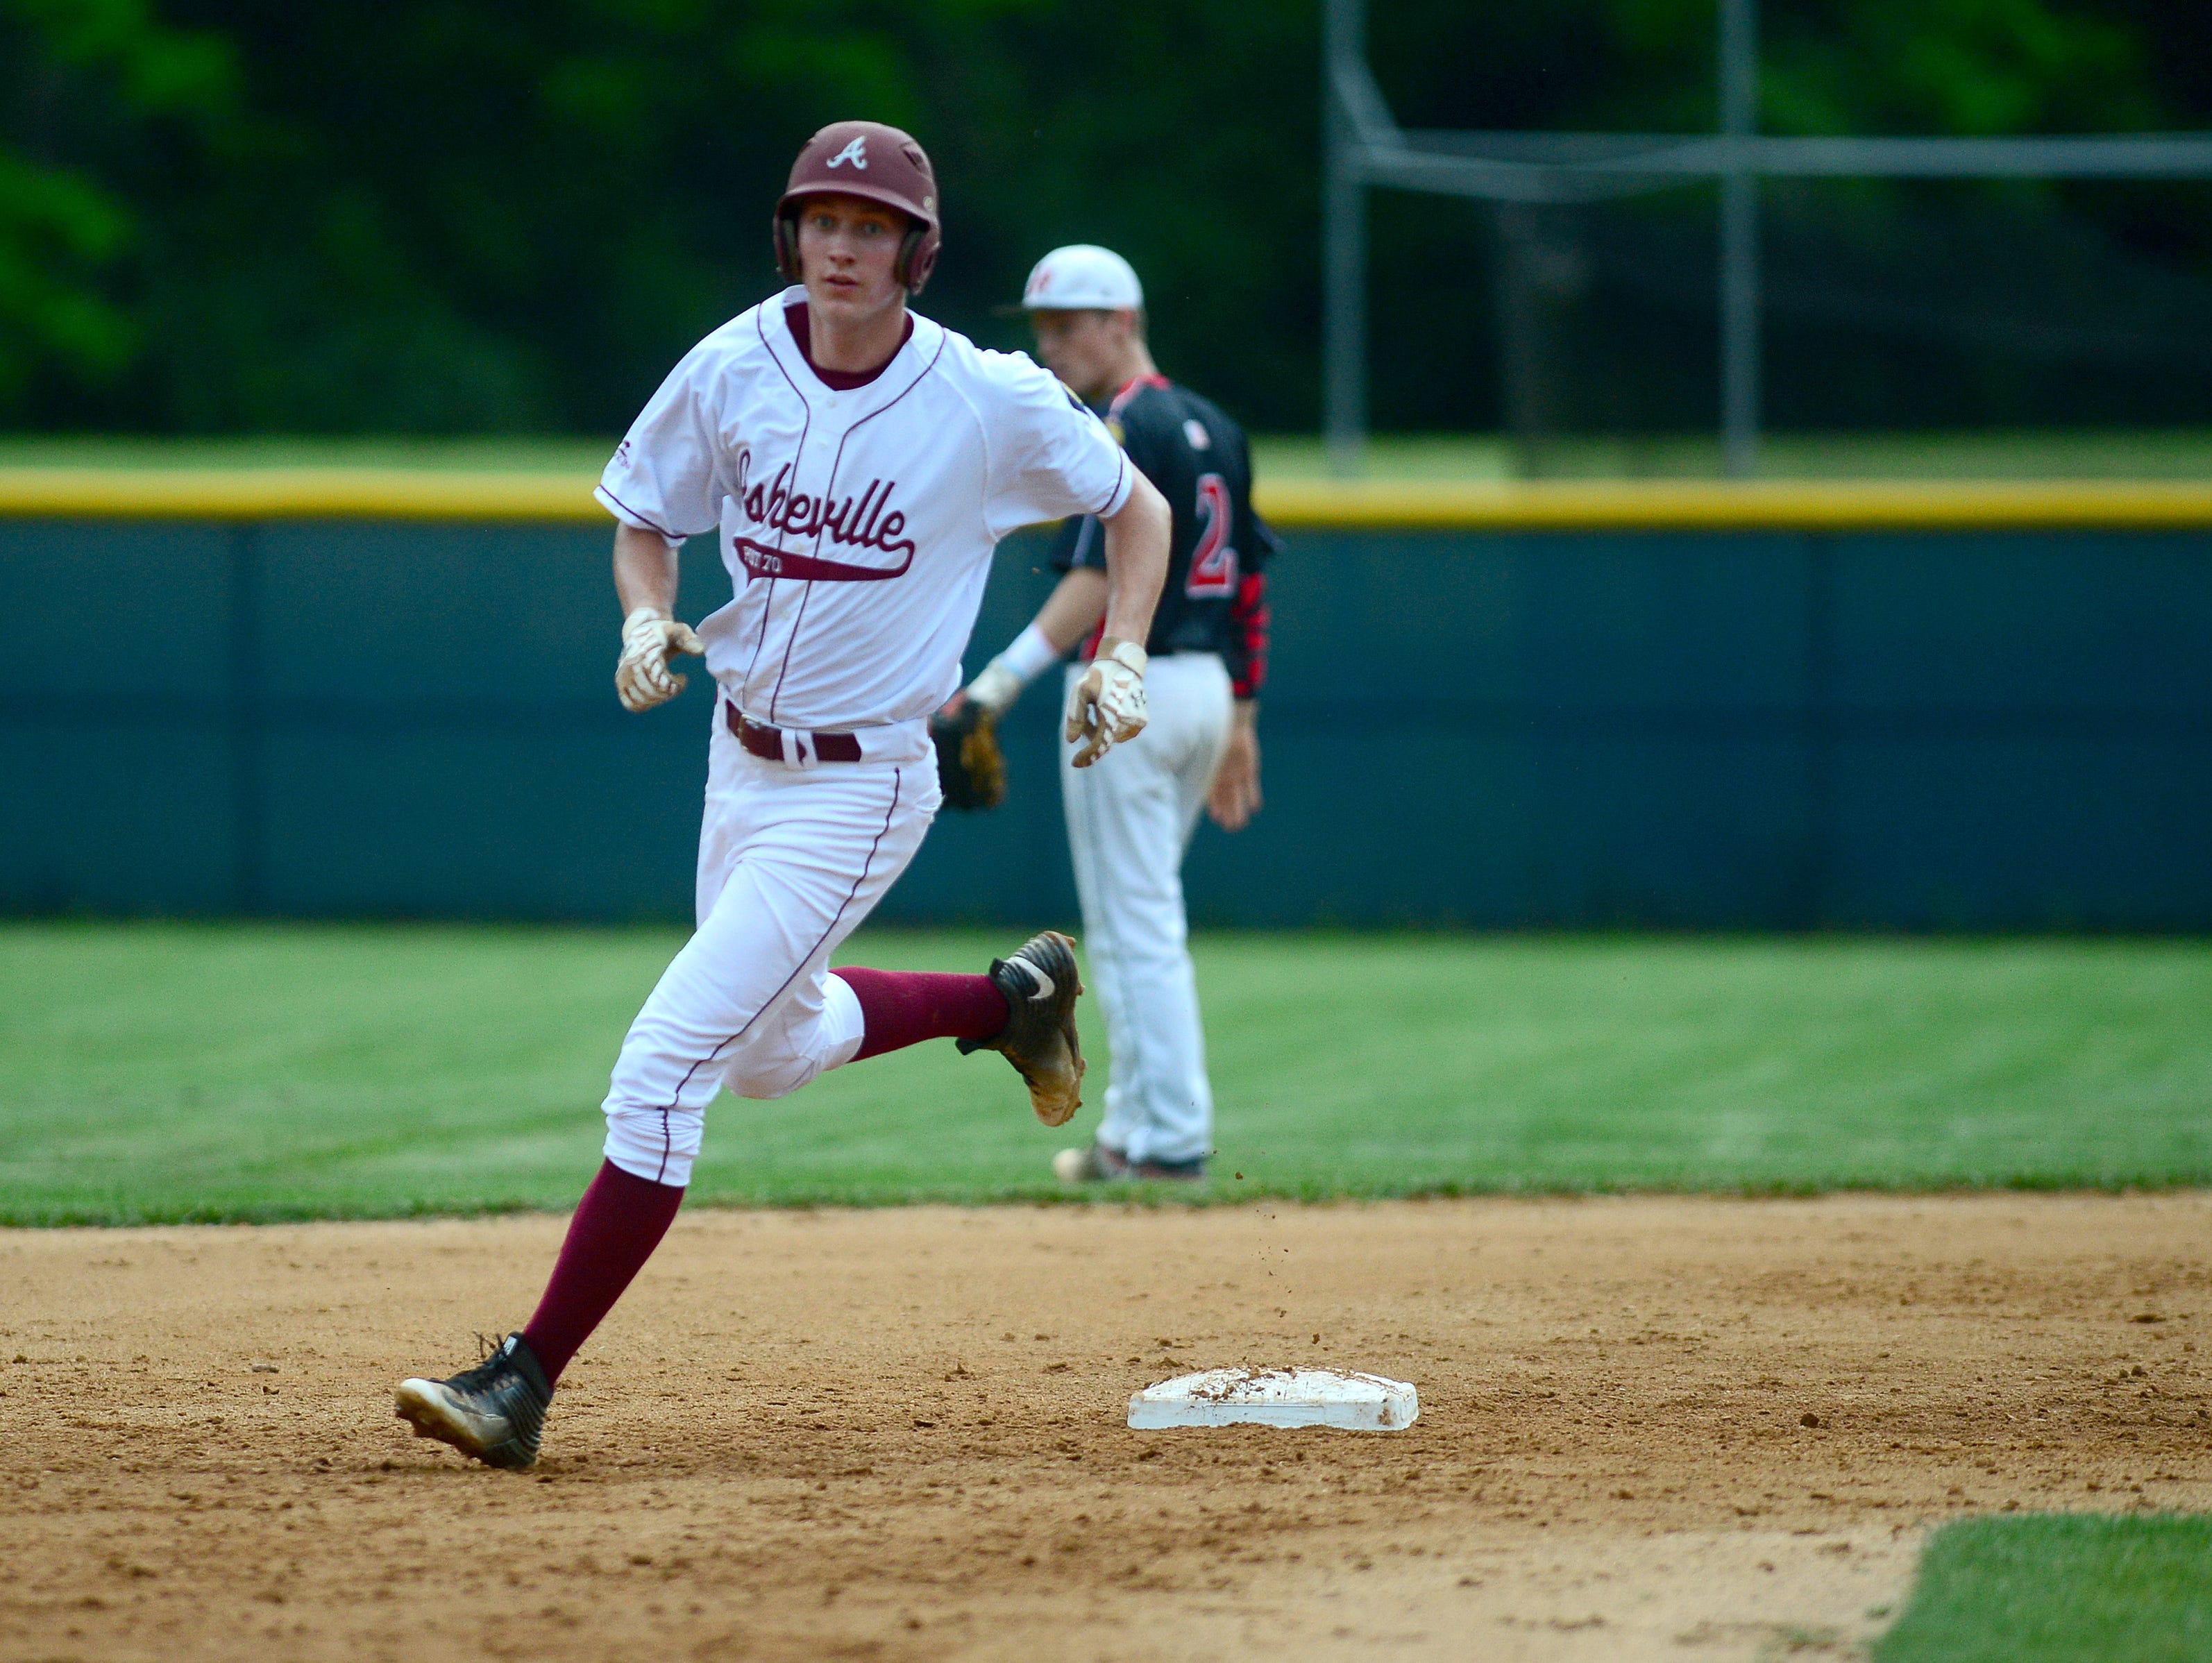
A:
958;929;1086;1126
394;1333;552;1471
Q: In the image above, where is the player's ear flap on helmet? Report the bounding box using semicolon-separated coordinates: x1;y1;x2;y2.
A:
898;220;938;294
772;208;800;284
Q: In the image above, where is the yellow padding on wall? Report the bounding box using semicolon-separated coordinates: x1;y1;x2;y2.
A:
3;467;2212;531
0;468;602;523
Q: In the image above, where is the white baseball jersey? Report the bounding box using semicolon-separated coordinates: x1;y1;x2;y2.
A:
596;288;1132;751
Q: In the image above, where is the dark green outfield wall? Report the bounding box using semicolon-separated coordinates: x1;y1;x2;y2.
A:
4;519;2209;929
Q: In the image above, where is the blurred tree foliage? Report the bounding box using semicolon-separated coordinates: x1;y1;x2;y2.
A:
0;0;239;405
1;0;2207;434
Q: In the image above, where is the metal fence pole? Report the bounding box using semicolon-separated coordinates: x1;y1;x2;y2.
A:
1320;0;2212;478
1719;0;1762;478
1323;0;1368;477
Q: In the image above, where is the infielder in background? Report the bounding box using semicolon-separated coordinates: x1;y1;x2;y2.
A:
956;244;1274;1184
392;124;1170;1470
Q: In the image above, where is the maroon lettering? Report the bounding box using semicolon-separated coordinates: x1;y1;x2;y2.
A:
725;453;918;582
841;481;880;544
734;537;914;584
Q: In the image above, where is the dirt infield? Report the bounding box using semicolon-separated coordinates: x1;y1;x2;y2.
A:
3;1194;2208;1662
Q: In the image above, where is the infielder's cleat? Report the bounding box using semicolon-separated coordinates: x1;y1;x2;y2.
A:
1054;1140;1207;1183
394;1333;552;1471
959;929;1086;1126
1053;1140;1131;1183
1133;1153;1209;1182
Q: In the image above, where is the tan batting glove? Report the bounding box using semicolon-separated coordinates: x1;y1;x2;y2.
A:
616;606;705;714
1065;639;1149;768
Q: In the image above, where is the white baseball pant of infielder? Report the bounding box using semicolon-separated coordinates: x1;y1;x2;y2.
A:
1059;651;1233;1167
592;291;1132;1185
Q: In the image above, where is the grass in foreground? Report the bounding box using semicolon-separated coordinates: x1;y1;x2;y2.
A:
2;923;2209;1223
1876;1515;2212;1663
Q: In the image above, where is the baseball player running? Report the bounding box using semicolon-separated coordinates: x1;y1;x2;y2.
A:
956;245;1274;1184
391;124;1170;1471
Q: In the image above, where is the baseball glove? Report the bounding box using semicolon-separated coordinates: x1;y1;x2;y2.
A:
931;694;1006;811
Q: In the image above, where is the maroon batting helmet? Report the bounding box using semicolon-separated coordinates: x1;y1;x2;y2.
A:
773;121;940;295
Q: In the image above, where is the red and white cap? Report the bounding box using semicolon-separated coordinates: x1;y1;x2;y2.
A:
1020;244;1145;312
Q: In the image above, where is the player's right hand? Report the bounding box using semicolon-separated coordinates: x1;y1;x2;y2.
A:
1208;717;1263;832
616;607;705;713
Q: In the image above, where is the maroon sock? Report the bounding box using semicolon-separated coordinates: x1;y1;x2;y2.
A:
520;1160;685;1385
835;968;1009;1061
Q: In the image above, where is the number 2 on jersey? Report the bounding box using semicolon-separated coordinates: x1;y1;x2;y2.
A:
1185;472;1238;597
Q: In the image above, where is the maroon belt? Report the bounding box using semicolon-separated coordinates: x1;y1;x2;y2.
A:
724;700;862;764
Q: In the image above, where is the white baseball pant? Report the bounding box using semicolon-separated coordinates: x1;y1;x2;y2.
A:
600;704;938;1187
1059;651;1234;1166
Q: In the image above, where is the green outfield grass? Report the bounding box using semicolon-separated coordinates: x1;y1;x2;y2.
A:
2;924;2207;1224
1875;1515;2212;1663
6;430;2212;480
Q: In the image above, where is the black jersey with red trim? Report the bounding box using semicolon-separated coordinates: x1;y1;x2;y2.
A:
1047;374;1279;698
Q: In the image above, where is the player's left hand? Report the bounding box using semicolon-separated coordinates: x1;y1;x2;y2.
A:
963;660;1024;718
931;691;1007;811
1065;640;1148;768
1208;710;1263;832
616;606;705;713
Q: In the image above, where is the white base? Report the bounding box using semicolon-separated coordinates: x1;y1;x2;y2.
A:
1127;1367;1419;1431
